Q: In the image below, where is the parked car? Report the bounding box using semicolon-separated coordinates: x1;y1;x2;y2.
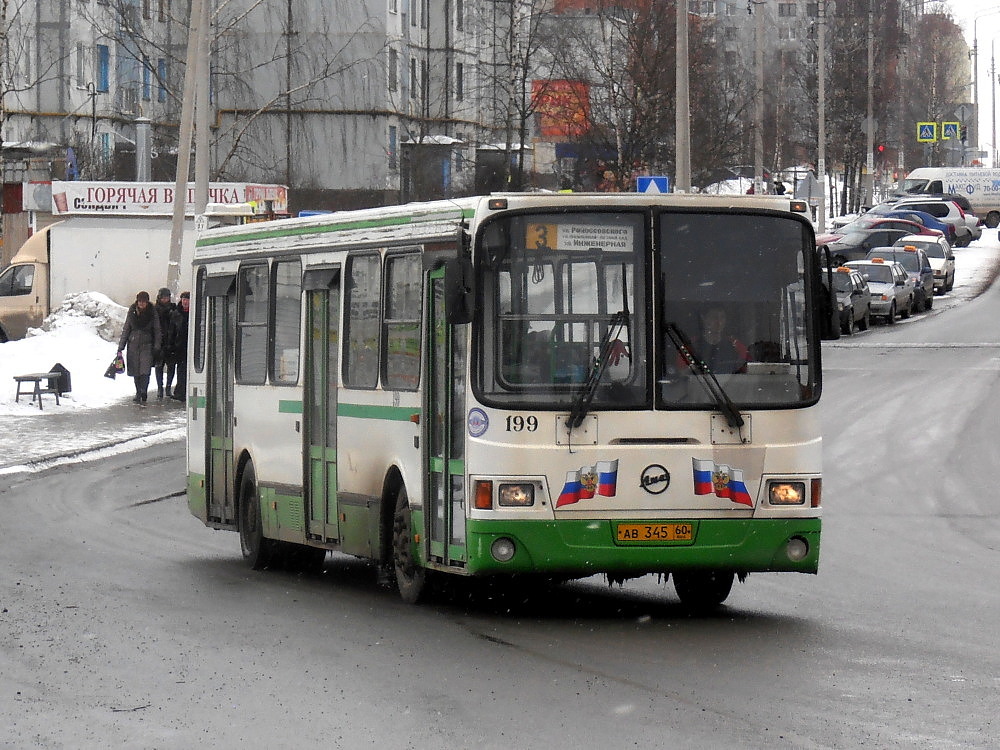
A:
906;193;982;241
865;245;934;312
845;258;915;324
823;266;871;335
888;198;973;247
865;206;953;240
893;234;955;294
815;217;939;247
828;213;860;230
824;228;911;265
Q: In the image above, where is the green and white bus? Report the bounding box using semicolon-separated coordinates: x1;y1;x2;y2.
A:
186;192;827;607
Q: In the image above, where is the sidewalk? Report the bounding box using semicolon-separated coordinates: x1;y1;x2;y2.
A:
0;396;185;474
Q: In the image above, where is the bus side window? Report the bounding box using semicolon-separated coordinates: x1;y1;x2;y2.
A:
344;254;382;389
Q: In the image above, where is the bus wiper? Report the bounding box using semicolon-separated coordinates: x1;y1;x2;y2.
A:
565;310;629;431
665;322;744;430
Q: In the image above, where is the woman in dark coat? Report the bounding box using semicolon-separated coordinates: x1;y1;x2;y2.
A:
117;291;161;404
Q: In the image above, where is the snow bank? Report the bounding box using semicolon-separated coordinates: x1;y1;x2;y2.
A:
1;293;135;415
29;291;127;343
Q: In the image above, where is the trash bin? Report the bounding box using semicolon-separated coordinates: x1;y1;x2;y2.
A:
49;362;72;395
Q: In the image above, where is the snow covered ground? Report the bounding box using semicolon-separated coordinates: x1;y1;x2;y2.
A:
0;292;134;416
0;293;185;473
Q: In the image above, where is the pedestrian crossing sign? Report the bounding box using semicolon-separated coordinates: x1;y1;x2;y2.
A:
917;122;937;143
637;176;670;194
942;122;960;140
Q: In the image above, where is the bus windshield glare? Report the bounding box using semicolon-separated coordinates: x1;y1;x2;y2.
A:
476;209;818;410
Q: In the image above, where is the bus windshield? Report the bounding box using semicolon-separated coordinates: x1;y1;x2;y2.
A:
658;211;818;408
476;210;649;410
476;207;818;411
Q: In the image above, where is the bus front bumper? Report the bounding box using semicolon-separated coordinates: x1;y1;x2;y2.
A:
465;518;820;576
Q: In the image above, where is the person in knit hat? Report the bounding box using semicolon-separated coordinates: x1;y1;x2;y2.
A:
166;291;191;401
117;291;161;404
152;287;176;399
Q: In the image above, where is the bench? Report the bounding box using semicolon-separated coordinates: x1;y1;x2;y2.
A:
13;372;62;410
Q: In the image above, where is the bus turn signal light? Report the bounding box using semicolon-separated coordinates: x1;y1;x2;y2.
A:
475;480;493;509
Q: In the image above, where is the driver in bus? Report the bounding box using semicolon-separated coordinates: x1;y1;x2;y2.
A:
686;306;749;375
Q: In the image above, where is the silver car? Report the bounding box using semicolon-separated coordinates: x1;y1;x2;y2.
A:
893;234;955;293
845;259;915;324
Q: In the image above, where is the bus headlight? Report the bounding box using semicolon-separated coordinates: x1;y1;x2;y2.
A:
768;481;806;505
491;537;517;562
498;483;534;507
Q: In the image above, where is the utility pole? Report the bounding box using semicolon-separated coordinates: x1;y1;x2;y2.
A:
167;0;208;295
817;0;826;233
194;0;210;217
1;0;9;245
675;0;691;192
753;0;764;195
864;0;874;205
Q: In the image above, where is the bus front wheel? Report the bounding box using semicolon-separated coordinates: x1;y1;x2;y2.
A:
239;463;278;570
673;570;734;609
392;486;427;604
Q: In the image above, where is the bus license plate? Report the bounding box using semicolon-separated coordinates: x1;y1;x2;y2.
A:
615;522;694;543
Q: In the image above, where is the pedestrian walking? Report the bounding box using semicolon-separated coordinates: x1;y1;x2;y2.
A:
168;291;191;402
117;291;162;405
153;287;176;399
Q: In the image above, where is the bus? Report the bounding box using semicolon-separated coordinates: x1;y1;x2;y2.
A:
186;192;828;608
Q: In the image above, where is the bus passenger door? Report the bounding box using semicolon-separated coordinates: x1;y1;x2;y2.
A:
426;268;468;567
206;280;236;525
304;268;341;542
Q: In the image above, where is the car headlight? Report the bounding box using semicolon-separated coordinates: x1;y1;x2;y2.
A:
768;481;806;505
498;482;535;507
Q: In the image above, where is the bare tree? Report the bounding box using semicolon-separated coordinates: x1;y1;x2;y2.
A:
537;1;744;191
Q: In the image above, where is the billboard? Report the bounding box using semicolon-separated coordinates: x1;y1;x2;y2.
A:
532;80;590;139
41;181;288;215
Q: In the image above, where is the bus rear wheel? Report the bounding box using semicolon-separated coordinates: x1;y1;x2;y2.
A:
239;463;278;570
392;486;427;604
673;570;734;609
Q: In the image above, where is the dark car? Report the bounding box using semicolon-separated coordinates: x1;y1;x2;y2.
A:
865;245;934;312
824;266;872;335
824;228;911;265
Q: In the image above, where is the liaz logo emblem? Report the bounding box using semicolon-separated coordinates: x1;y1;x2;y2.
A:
640;464;671;494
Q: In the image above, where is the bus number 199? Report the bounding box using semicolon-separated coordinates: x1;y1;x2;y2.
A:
506;415;538;432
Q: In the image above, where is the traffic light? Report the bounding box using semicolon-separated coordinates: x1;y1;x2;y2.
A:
961;126;968;143
876;144;886;154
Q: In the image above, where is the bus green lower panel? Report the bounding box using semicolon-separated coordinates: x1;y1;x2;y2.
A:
465;518;820;576
188;473;207;521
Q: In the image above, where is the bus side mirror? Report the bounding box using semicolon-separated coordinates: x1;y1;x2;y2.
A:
445;257;475;324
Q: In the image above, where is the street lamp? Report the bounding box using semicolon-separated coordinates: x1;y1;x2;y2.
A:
971;8;1000;163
